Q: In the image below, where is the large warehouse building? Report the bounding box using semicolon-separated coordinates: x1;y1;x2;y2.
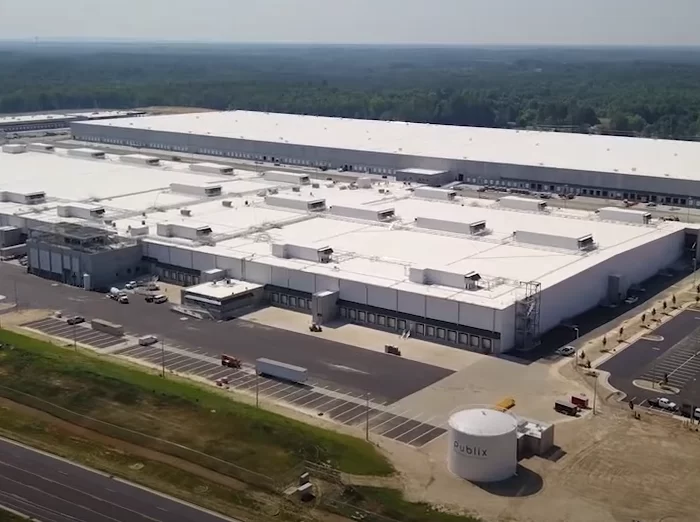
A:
0;143;688;352
0;110;145;133
72;110;700;207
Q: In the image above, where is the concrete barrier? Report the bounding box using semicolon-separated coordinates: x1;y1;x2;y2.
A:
91;319;124;336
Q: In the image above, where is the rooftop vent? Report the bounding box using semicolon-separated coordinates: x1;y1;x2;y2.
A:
500;196;547;212
514;230;596;251
222;200;233;208
180;209;192;217
271;242;333;263
413;187;456;201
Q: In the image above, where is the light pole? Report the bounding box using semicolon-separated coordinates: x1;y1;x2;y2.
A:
693;258;697;288
365;393;370;441
160;339;165;378
73;323;77;351
592;377;598;415
255;372;260;408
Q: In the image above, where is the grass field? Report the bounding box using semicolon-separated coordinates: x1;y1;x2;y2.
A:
0;510;28;522
0;328;393;479
0;403;308;522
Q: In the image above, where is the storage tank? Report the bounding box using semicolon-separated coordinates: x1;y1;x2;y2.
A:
447;408;518;483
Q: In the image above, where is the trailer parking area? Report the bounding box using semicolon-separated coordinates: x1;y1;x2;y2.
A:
113;343;446;448
22;317;126;349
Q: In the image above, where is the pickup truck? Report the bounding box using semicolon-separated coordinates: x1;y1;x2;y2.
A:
648;397;677;412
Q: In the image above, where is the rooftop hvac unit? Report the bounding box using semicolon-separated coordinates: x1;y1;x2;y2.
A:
222;200;233;208
312;183;320;189
268;188;278;195
292;186;301;192
180;209;192;217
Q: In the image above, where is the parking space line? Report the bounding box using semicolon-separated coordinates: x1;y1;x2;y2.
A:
264;384;298;399
188;362;216;375
173;359;210;373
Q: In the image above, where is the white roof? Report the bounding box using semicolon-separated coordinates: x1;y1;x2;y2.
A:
449;408;517;436
0;113;79;125
185;279;262;299
80;110;700;180
0;148;686;309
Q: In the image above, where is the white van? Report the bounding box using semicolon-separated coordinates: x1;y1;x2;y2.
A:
153;294;168;304
138;335;158;346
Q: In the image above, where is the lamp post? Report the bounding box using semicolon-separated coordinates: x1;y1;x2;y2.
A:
161;339;165;378
365;393;370;441
255;372;260;408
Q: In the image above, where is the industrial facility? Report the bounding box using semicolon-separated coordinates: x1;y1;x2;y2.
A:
72;110;700;206
0;110;146;133
0;137;689;353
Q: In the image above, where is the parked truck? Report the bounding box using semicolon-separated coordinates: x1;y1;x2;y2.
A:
108;287;129;304
255;358;308;384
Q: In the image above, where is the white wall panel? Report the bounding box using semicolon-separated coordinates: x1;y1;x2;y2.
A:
496;305;516;353
397;291;426;317
339;280;367;304
245;260;272;284
29;248;38;269
192;251;216;272
314;274;339;292
426;296;459;323
169;247;194;269
458;302;495;331
146;242;171;264
39;250;50;271
215;256;242;279
62;254;71;270
539;230;684;334
367;285;398;311
289;270;315;293
270;266;289;287
50;252;62;274
71;256;80;273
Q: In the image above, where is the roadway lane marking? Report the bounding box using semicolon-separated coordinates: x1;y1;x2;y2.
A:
0;437;239;522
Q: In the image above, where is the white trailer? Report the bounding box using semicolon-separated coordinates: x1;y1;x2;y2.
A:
255;358;308;383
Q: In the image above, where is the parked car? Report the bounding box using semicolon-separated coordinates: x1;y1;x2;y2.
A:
556;346;576;356
151;294;168;304
125;281;138;290
66;316;85;325
649;397;677;411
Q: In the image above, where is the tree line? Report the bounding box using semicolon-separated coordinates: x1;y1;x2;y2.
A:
1;44;699;139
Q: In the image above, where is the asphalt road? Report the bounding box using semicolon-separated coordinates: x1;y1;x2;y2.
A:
0;263;451;402
0;437;237;522
600;309;700;405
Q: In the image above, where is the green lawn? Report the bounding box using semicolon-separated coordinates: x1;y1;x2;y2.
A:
0;328;393;480
0;510;29;522
0;405;309;522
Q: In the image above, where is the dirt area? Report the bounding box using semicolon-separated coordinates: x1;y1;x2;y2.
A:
368;401;700;522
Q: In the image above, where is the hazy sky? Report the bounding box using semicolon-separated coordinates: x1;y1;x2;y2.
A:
0;0;697;46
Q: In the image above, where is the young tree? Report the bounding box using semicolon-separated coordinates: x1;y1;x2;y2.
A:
672;295;677;307
641;313;646;324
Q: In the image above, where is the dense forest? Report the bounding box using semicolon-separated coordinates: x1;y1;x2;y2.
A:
1;43;700;139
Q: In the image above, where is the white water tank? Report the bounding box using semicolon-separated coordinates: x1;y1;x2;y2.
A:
447;408;518;483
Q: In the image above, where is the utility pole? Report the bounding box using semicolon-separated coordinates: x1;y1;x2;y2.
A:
13;279;18;309
160;339;165;378
365;393;370;441
73;323;77;351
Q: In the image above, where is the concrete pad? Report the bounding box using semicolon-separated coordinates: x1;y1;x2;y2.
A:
389;356;588;425
239;306;480;372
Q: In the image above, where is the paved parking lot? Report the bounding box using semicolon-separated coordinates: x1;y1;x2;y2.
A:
601;309;700;406
638;325;700;388
22;317;127;349
114;343;446;448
